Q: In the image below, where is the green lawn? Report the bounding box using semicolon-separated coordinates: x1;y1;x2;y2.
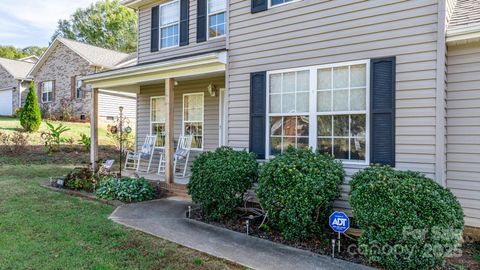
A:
0;163;242;270
0;116;111;146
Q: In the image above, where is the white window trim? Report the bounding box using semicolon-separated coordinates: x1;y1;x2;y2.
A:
207;0;226;40
41;81;54;103
150;96;166;149
183;92;205;151
265;60;370;165
268;0;302;9
159;0;180;50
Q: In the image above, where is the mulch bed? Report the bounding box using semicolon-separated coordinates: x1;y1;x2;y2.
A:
191;208;480;270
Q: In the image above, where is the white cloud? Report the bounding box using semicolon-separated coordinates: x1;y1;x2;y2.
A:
0;0;97;47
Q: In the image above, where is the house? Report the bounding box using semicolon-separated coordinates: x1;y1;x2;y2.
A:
28;37;137;122
83;0;480;233
0;57;36;116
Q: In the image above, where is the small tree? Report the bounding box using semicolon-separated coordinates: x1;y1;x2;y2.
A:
20;82;42;132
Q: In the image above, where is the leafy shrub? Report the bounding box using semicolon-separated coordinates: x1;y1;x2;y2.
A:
96;177;155;203
19;82;41;132
256;147;345;241
64;167;98;192
13;108;22;118
350;165;464;270
41;122;70;152
0;131;29;153
78;133;91;151
187;147;258;221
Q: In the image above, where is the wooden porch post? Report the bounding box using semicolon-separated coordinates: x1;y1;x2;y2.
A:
90;88;99;171
165;78;175;184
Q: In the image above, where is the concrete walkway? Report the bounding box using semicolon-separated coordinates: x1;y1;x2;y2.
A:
109;198;373;270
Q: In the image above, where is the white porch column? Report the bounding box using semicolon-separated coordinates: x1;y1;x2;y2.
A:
165;78;175;184
90;88;99;171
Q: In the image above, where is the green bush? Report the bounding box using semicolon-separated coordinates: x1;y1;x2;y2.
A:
20;82;41;132
64;167;98;192
96;177;155;203
187;147;258;221
350;165;464;270
256;147;345;241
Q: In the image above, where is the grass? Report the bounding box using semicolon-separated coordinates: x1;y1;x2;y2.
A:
0;116;112;146
0;163;243;270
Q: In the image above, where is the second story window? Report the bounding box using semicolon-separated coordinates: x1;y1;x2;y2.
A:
160;0;180;49
207;0;226;39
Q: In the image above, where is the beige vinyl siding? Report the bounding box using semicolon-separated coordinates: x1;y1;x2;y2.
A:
227;0;440;214
446;43;480;228
137;0;226;64
446;0;457;25
135;76;224;172
98;91;137;120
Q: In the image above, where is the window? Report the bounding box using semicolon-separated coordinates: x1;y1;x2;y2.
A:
159;0;180;49
267;61;369;163
270;0;296;7
183;93;204;149
41;81;54;103
151;96;166;147
207;0;226;39
76;79;83;99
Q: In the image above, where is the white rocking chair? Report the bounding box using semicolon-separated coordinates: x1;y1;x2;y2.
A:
124;135;157;173
157;135;193;177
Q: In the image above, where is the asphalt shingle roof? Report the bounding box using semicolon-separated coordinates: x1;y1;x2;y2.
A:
449;0;480;29
0;57;34;79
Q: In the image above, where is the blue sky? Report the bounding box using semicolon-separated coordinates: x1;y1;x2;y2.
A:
0;0;97;48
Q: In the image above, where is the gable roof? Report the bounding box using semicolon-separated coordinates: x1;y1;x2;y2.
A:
447;0;480;44
19;55;39;64
29;37;132;76
0;57;35;80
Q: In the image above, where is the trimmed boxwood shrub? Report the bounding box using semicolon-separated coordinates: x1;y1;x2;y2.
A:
96;177;155;203
350;165;464;270
256;147;345;241
187;147;258;221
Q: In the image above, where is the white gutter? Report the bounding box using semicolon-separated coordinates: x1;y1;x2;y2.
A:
447;24;480;44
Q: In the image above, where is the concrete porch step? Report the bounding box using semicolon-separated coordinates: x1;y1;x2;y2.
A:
159;182;191;199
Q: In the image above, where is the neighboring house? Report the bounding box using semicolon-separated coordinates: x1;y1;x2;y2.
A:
83;0;480;231
0;57;35;116
28;37;137;122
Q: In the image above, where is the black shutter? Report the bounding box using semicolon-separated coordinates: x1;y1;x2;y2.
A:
180;0;189;46
151;6;159;52
370;57;396;167
197;0;207;43
250;72;267;159
251;0;268;13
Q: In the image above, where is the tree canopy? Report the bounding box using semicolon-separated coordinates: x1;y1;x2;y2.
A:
51;0;138;53
0;46;46;60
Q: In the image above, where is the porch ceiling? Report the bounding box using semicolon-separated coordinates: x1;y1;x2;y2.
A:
81;51;227;91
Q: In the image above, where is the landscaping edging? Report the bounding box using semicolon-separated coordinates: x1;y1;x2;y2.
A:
41;182;124;207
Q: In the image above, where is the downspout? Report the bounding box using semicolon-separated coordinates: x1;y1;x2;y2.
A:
435;0;447;187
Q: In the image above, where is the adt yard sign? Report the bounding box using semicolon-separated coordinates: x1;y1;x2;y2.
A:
329;211;350;233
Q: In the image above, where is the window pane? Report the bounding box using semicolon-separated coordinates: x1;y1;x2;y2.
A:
317;116;332;136
283;116;296;136
351;114;366;137
270;74;282;93
161;24;179;48
152;123;166;147
350;137;366;161
296;92;309;113
333;66;348;88
160;1;179;26
297;116;309;136
350;64;366;87
208;0;226;13
270;137;282;155
184;95;203;121
282;93;295;113
318;138;332;155
208;12;225;38
271;0;294;6
297;70;309;92
333;138;349;159
333;115;349;136
282;72;295;93
318;68;332;90
317;90;331;112
297;137;309;149
333;89;348;111
270;94;281;113
282;136;295;151
270;117;282;136
350;88;366;111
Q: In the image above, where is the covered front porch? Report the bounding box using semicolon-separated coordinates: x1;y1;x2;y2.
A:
83;51;227;186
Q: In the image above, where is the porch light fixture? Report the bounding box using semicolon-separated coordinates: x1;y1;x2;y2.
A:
208;82;217;97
